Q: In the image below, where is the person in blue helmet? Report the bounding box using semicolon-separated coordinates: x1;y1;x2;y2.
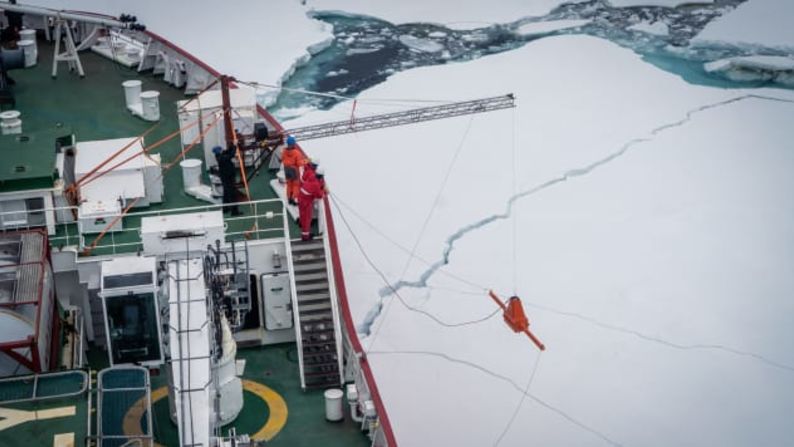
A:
281;135;306;206
213;145;241;216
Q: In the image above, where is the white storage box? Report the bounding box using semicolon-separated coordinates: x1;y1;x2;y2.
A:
140;211;224;255
79;200;123;234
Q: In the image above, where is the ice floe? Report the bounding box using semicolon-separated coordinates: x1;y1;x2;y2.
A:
514;19;591;36
694;0;794;51
627;20;669;36
398;35;445;53
705;55;794;86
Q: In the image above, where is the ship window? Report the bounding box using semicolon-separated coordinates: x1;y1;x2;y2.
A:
103;272;153;289
105;292;161;365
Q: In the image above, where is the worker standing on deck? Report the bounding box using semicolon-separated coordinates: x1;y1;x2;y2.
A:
298;167;324;241
281;135;305;206
214;145;241;216
1;0;23;44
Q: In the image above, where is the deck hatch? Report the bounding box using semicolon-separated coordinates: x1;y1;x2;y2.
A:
97;366;153;447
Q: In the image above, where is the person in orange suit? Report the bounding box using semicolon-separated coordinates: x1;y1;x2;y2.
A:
281;135;305;205
298;167;325;241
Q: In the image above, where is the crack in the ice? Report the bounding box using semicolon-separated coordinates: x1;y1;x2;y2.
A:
523;300;794;373
360;94;794;336
368;350;624;447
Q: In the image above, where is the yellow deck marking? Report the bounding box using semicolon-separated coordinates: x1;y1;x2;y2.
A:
241;379;288;441
0;406;76;431
53;433;75;447
124;381;287;443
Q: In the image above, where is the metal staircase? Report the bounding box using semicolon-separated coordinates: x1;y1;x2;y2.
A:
289;237;343;389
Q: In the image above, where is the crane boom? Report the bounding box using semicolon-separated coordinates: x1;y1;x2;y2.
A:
283;94;515;141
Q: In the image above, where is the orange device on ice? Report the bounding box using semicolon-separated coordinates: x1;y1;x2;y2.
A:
488;290;546;351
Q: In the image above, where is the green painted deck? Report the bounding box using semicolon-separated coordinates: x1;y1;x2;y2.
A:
0;371;90;446
4;36;365;447
148;345;368;447
10;39;300;254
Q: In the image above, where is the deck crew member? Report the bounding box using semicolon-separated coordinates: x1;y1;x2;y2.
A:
302;158;319;180
1;0;23;44
281;135;305;206
298;167;324;241
214;145;241;216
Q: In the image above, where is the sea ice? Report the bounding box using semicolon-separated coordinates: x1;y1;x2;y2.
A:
291;34;794;447
705;55;794;86
694;0;794;51
398;35;445;53
308;0;593;30
627;20;669;36
514;19;591;36
608;0;714;6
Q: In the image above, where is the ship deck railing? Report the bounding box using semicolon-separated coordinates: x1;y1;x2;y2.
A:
0;369;89;404
96;366;153;447
0;198;288;257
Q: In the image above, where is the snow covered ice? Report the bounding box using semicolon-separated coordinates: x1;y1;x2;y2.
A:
23;0;794;446
705;55;794;86
695;0;794;51
293;33;794;446
515;19;592;37
627;20;669;36
398;35;445;53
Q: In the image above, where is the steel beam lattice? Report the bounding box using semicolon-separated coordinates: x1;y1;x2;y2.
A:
284;94;515;141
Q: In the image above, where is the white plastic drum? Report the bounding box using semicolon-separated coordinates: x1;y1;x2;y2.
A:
324;388;344;422
0;110;20;125
19;29;38;64
0;110;22;136
17;40;36;67
18;28;36;43
140;90;160;121
126;46;140;60
122;80;142;108
180;158;202;190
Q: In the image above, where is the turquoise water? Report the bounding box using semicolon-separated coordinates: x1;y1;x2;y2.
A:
272;0;789;115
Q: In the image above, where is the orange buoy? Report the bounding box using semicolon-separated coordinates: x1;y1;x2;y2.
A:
488;290;546;351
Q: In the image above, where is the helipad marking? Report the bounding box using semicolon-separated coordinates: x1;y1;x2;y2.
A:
125;380;288;443
0;406;76;431
241;379;288;441
53;432;75;447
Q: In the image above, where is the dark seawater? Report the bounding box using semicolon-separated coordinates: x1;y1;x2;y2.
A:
272;0;790;115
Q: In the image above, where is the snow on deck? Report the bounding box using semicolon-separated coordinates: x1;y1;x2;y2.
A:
293;35;794;446
694;0;794;51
